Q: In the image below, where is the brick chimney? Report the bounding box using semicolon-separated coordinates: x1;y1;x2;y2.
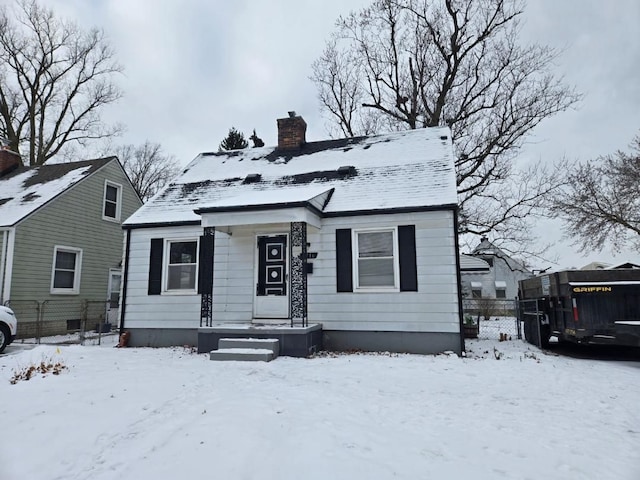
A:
0;142;22;177
277;111;306;150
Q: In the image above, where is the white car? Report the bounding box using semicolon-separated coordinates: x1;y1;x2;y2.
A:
0;305;17;354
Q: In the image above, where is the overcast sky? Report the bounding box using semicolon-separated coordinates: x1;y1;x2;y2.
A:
18;0;640;269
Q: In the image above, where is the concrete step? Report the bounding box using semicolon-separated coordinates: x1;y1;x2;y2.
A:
209;348;275;362
218;338;279;356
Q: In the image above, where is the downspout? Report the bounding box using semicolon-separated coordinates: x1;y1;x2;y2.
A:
0;228;15;304
0;230;6;304
452;207;465;354
119;228;132;335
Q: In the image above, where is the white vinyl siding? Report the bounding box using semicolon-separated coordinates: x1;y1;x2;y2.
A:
123;212;460;334
123;225;202;329
309;211;459;333
50;246;82;294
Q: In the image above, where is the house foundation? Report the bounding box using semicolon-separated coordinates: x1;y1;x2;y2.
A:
198;323;323;357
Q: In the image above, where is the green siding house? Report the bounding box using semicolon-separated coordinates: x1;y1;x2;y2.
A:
0;147;142;337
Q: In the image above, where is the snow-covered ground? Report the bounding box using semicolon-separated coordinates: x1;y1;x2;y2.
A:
1;337;639;480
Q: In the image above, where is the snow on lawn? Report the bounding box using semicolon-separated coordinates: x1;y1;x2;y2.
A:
1;339;639;480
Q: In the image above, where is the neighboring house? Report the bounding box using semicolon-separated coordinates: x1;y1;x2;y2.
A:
609;262;640;270
121;113;463;355
462;237;532;300
0;147;142;337
459;254;490;298
580;261;611;270
580;261;640;270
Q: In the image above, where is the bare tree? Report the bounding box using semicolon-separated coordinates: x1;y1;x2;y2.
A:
310;0;581;252
115;141;180;202
551;133;640;252
0;0;122;166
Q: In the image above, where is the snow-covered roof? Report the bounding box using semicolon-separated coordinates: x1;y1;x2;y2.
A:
0;158;113;227
124;127;457;226
607;262;640;270
580;261;611;270
471;238;530;274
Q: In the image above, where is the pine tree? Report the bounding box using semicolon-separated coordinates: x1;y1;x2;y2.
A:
218;127;248;151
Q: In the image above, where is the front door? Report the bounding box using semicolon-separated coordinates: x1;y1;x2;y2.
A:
254;234;289;319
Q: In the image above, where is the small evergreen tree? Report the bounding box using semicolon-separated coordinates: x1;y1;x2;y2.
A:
219;127;248;151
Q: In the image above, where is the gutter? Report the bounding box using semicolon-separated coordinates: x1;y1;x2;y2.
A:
119;228;132;335
124;203;459;229
0;229;6;304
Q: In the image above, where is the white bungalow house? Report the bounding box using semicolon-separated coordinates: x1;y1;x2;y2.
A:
120;113;463;355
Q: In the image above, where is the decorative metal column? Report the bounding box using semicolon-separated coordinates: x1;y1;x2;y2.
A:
290;222;308;327
199;227;215;327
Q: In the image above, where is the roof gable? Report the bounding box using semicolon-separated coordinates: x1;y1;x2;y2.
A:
471;238;530;273
0;157;114;227
125;127;457;226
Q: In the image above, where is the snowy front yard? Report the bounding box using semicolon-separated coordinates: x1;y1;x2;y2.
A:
1;338;638;480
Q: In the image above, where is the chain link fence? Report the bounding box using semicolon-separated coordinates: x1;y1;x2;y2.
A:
462;298;521;340
5;299;116;345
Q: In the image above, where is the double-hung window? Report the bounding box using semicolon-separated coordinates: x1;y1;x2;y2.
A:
354;228;398;290
103;180;122;221
165;240;198;292
51;246;82;294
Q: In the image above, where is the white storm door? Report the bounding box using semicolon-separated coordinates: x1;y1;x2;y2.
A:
254;234;289;319
107;269;122;326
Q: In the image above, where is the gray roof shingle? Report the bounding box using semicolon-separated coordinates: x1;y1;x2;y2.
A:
124;127;457;226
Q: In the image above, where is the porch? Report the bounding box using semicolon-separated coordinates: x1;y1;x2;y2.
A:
198;323;323;357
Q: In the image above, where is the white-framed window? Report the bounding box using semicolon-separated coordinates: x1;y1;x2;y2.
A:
353;228;399;291
102;180;122;221
50;246;82;294
471;281;483;299
495;280;507;299
164;239;198;292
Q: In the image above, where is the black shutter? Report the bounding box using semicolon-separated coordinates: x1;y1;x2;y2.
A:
398;225;418;292
197;235;214;295
256;236;266;295
336;228;353;292
148;238;163;295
